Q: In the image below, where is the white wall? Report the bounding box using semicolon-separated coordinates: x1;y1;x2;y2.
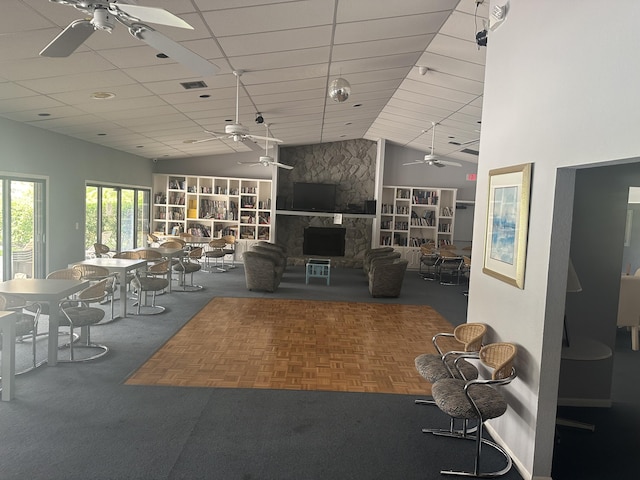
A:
471;1;640;478
0;117;152;272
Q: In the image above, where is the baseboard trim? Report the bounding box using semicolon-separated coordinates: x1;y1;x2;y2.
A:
556;397;612;408
484;423;533;480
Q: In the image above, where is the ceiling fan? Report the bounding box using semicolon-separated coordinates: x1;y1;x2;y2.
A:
40;1;218;77
403;122;462;168
193;70;283;151
238;125;293;170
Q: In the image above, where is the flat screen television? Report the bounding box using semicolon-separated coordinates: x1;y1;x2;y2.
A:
292;182;337;212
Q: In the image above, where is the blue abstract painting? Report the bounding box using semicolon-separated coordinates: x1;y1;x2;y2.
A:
490;185;518;265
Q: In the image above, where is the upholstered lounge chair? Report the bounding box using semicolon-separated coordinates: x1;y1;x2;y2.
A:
368;259;408;297
362;247;395;274
243;250;282;292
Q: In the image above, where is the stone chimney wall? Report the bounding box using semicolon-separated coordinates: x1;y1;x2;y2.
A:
276;139;377;267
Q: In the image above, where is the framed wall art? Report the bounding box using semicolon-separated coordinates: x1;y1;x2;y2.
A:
482;163;533;289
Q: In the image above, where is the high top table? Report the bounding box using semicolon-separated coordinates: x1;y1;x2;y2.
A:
72;257;147;318
0;278;89;367
0;310;17;400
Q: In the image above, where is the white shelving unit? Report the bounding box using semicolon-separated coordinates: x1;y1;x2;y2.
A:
378;185;457;269
152;174;272;242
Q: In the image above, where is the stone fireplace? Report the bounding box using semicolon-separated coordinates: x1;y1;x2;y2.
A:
275;139;378;268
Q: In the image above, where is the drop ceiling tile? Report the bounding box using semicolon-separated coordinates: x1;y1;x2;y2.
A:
336;0;457;22
334;11;450;44
201;1;335;37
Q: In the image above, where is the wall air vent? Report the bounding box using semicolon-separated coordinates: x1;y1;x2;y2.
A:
461;148;479;156
180;81;208;90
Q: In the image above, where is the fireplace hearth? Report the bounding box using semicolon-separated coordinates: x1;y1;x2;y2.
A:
303;227;346;257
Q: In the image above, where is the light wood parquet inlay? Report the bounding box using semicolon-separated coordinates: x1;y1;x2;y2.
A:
125;298;457;395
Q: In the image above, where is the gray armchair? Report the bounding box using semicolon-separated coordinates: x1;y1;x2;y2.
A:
362;246;395;274
368;259;408;297
243;250;282;292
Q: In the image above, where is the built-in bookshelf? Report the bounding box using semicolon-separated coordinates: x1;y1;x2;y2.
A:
378;185;457;268
152;174;272;241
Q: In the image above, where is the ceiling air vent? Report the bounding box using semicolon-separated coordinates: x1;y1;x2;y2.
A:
180;81;208;90
461;148;479;156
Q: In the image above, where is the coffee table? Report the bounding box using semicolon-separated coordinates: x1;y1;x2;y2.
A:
306;258;331;285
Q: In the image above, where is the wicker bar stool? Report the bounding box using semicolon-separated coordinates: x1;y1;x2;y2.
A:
427;343;517;477
58;279;111;362
131;259;171;314
173;247;204;291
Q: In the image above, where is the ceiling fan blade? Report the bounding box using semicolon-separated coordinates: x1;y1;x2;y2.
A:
273;162;294;170
40;19;95;57
438;160;462;167
402;161;425;166
246;134;283;143
133;27;219;77
114;4;194;29
242;138;265;152
190;137;219;144
449;138;480;146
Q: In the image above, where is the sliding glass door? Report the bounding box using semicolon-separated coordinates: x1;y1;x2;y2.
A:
85;184;150;256
0;176;46;280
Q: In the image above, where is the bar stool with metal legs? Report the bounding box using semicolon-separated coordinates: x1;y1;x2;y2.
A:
58;278;111;362
131;259;171;314
173;247;204;291
222;234;237;269
204;239;227;272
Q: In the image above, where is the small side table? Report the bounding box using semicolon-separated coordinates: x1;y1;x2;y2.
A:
306;258;331;285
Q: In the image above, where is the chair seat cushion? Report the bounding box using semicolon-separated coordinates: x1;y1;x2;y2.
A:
134;277;169;291
60;306;105;327
415;353;478;382
432;378;507;420
173;263;201;273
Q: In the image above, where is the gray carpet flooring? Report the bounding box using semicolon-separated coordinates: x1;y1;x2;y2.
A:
1;264;631;479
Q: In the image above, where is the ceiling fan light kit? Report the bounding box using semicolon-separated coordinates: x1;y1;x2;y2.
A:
238;124;293;170
328;77;351;102
193;71;282;150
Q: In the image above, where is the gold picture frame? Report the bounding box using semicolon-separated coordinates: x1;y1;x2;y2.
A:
482;163;533;289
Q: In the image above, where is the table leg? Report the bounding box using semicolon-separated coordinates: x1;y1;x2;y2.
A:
119;268;128;318
47;300;60;366
1;312;17;401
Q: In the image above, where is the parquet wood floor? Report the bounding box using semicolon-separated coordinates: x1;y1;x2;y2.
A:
125;298;459;395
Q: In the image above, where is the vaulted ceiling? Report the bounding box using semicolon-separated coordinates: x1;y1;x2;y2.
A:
0;0;488;162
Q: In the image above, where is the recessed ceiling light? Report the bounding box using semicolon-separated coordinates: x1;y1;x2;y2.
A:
345;122;352;125
199;94;211;98
37;113;51;117
353;104;362;108
225;118;233;123
156;53;169;59
136;145;144;148
97;133;107;136
90;92;116;100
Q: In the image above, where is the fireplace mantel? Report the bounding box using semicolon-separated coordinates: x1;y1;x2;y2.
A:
276;209;375;219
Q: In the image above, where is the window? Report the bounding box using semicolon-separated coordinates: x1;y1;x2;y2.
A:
0;175;46;280
85;184;150;256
